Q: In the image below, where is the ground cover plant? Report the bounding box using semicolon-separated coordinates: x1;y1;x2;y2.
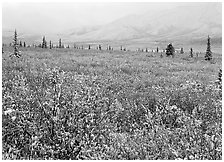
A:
2;46;222;160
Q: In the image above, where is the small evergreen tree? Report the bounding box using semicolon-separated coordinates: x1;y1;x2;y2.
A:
166;43;175;57
42;36;47;48
19;41;23;47
59;39;62;48
157;47;159;53
190;48;193;57
49;40;52;49
23;42;26;47
218;68;222;90
180;47;184;54
205;35;212;60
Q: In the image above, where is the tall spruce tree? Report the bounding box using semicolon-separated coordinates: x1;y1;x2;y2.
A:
190;48;193;57
42;36;47;48
205;35;212;60
218;68;222;90
59;39;62;48
13;29;21;58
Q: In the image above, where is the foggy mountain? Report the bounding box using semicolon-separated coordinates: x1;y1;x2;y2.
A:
2;3;221;45
67;3;221;42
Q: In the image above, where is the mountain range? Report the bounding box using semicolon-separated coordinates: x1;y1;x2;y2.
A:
2;3;222;48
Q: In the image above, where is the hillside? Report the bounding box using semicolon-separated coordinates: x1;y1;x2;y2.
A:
2;3;222;47
66;3;221;42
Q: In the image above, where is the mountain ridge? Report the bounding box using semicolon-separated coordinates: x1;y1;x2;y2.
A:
2;3;222;45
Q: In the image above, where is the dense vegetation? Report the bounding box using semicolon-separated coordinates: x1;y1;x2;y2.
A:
2;47;222;160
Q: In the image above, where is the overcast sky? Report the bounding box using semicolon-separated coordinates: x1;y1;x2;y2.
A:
2;2;207;34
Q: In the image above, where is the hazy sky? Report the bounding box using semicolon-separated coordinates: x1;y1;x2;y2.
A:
2;2;203;34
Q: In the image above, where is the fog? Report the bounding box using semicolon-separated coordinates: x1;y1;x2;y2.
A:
3;2;193;34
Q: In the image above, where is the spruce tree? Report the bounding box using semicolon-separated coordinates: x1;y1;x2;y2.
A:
166;43;175;57
180;47;184;54
218;68;222;90
190;48;193;57
13;29;21;58
50;40;52;49
59;39;62;48
19;41;23;47
205;35;212;60
23;42;26;47
42;36;47;48
157;47;159;53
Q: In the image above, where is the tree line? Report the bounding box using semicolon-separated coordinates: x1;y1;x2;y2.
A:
4;29;213;61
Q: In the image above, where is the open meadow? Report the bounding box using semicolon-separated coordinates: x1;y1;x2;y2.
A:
2;46;222;160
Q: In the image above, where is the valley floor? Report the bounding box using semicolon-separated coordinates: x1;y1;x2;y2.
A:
2;47;222;160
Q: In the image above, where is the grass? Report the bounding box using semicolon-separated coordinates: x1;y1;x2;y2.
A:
2;47;222;160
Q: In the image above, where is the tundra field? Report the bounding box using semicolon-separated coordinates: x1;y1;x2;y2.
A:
2;46;222;160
